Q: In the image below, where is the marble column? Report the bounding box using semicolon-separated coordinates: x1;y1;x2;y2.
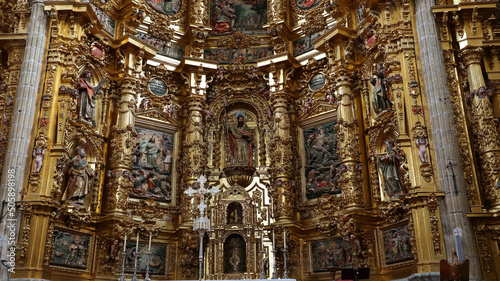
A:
0;0;47;279
414;0;482;279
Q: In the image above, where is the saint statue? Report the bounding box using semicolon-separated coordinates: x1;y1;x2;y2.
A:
61;148;95;204
75;71;105;126
371;63;392;114
139;137;160;169
375;140;405;198
228;113;254;166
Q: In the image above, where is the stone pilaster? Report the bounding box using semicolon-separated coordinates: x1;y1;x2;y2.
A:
334;70;363;210
0;0;47;279
415;0;482;279
459;48;500;212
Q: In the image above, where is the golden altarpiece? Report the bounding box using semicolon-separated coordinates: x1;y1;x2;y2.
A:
0;0;500;280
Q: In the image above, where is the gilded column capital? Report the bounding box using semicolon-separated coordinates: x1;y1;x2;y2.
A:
459;47;484;67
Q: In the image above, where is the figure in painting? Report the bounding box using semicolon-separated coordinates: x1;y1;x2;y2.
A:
75;71;105;126
375;140;405;198
228;113;254;166
212;0;236;35
61;148;95;204
370;63;392;114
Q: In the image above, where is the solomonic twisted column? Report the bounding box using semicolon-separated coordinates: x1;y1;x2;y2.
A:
459;48;500;211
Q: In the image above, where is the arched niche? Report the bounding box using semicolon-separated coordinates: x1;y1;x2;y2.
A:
227;202;243;224
224;234;246;274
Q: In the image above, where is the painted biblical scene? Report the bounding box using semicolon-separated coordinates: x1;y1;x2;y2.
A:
204;47;273;64
136;33;185;60
146;0;182;15
292;31;322;57
131;127;174;203
296;0;322;10
82;0;115;35
311;239;352;272
210;0;267;36
125;243;166;275
50;229;92;269
303;121;340;200
382;224;414;265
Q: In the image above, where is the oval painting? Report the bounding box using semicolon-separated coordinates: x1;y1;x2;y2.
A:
296;0;323;10
308;73;326;92
146;0;182;15
148;78;168;96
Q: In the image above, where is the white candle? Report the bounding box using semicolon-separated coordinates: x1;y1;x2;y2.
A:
284;229;286;249
261;233;264;250
123;233;127;254
272;231;275;249
148;233;152;251
135;232;139;253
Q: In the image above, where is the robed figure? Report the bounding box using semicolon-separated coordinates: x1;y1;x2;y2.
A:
76;71;105;125
62;148;95;204
376;140;405;198
371;63;392;114
228;114;254;166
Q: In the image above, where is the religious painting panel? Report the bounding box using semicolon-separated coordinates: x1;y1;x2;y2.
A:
292;32;322;57
136;33;185;60
296;0;323;10
125;242;166;275
82;0;115;35
379;222;414;267
204;47;273;64
131;127;174;203
224;234;246;273
303;121;340;200
50;228;93;271
146;0;182;15
210;0;267;36
310;239;352;272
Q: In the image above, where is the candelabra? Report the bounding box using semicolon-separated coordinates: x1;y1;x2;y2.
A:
283;229;288;279
184;175;220;281
119;233;127;281
260;231;266;279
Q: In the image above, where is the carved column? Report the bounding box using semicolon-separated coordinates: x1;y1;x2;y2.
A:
269;63;294;222
334;70;363;210
459;48;500;211
181;65;208;223
0;0;47;279
106;76;138;214
415;0;482;279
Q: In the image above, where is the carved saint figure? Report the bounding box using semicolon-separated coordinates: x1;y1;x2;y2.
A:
375;140;405;198
61;148;95;204
75;71;105;125
33;147;46;173
140;137;160;169
228;114;254;166
371;63;392;114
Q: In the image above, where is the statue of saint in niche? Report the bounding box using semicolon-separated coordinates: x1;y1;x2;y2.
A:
371;63;392;114
228;113;254;166
75;71;105;126
224;235;246;273
61;147;95;204
375;140;405;198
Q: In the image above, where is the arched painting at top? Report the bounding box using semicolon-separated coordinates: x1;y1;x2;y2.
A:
210;0;267;36
303;121;340;200
296;0;323;10
146;0;182;15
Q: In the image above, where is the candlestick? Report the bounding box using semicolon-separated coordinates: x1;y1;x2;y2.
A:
262;233;264;250
284;229;286;248
135;232;139;252
272;230;275;249
148;233;152;251
123;233;127;254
